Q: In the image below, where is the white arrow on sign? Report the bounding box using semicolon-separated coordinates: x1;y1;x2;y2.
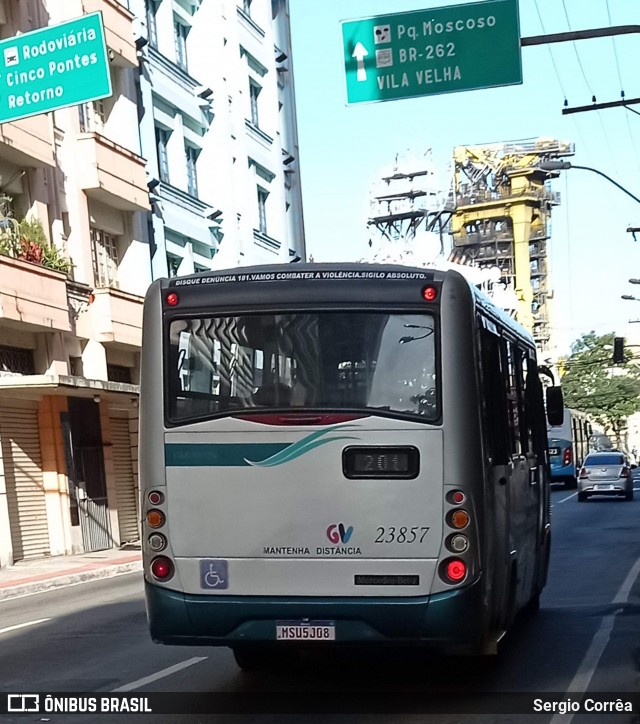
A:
352;41;368;82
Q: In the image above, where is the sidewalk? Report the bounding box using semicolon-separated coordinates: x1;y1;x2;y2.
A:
0;544;142;602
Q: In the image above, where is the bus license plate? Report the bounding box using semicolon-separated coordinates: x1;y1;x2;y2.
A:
548;447;560;456
276;622;335;641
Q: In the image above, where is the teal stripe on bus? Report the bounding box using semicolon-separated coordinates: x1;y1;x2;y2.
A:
165;443;290;467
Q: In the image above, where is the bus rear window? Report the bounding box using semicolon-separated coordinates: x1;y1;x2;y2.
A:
167;312;438;423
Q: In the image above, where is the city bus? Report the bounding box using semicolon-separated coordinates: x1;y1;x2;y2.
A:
547;408;593;489
139;263;564;668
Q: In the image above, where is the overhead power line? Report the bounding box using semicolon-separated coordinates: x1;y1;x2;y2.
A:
532;0;568;103
561;0;596;100
604;0;640;171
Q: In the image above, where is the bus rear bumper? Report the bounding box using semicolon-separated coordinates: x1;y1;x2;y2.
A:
145;578;485;651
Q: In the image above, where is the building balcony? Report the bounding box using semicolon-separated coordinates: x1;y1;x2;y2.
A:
77;287;143;348
76;133;149;212
147;47;212;126
253;229;281;253
0;255;71;332
453;229;514;247
529;226;549;241
0;115;55;168
81;0;137;67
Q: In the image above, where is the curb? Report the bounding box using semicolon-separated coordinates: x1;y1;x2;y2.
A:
0;560;143;602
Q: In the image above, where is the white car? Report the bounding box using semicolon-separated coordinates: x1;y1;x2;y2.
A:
577;452;634;502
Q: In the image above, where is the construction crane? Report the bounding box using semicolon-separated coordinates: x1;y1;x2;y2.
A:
451;138;575;352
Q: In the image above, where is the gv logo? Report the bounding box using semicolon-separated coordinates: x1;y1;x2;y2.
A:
326;523;354;544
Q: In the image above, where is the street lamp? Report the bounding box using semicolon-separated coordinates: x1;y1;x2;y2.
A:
622;294;640;301
538;161;640;206
630;279;640;285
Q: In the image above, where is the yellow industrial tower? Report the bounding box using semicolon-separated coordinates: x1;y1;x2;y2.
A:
451;138;574;352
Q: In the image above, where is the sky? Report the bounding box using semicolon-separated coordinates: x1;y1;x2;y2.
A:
288;0;640;357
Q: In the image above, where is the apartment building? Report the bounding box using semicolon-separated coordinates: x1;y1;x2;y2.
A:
137;0;305;278
0;0;147;567
0;0;306;567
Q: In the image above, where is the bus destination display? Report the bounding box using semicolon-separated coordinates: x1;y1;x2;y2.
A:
342;446;419;479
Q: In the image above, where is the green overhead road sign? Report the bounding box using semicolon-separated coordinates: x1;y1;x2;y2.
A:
342;0;522;105
0;12;111;124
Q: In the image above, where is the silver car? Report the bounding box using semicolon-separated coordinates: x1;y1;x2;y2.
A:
577;452;634;502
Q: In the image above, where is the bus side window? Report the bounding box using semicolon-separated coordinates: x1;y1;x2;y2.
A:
501;338;522;457
517;349;534;455
479;326;510;465
525;359;547;459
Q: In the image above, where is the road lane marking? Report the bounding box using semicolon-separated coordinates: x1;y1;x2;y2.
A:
613;556;640;604
550;554;640;724
549;612;620;724
0;618;51;635
111;656;208;692
552;492;577;506
552;486;640;507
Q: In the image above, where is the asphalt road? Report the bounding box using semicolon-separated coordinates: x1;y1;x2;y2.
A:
1;485;640;723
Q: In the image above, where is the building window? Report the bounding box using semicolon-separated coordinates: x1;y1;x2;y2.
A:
78;100;105;132
0;345;35;375
257;187;268;234
249;81;261;127
185;145;199;198
146;0;158;48
91;227;119;288
69;357;83;376
174;21;189;71
167;254;181;277
107;364;132;383
155;127;170;183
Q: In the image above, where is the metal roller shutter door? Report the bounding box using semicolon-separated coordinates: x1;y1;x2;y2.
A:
0;402;50;560
110;417;139;544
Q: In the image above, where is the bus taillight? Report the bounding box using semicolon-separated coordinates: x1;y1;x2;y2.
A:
448;534;469;553
148;491;164;505
442;559;467;583
149;533;167;552
422;285;438;302
151;556;173;580
147;509;165;528
563;447;572;466
166;292;179;306
449;509;469;529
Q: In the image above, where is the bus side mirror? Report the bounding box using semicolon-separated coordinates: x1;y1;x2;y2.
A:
546;386;564;426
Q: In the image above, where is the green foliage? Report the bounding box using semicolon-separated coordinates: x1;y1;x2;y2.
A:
40;243;74;274
0;215;74;275
18;217;47;245
561;331;640;443
0;227;20;257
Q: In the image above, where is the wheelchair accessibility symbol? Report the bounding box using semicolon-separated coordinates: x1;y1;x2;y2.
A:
200;559;228;589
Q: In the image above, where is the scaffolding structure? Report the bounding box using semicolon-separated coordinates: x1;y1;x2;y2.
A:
367;150;454;255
